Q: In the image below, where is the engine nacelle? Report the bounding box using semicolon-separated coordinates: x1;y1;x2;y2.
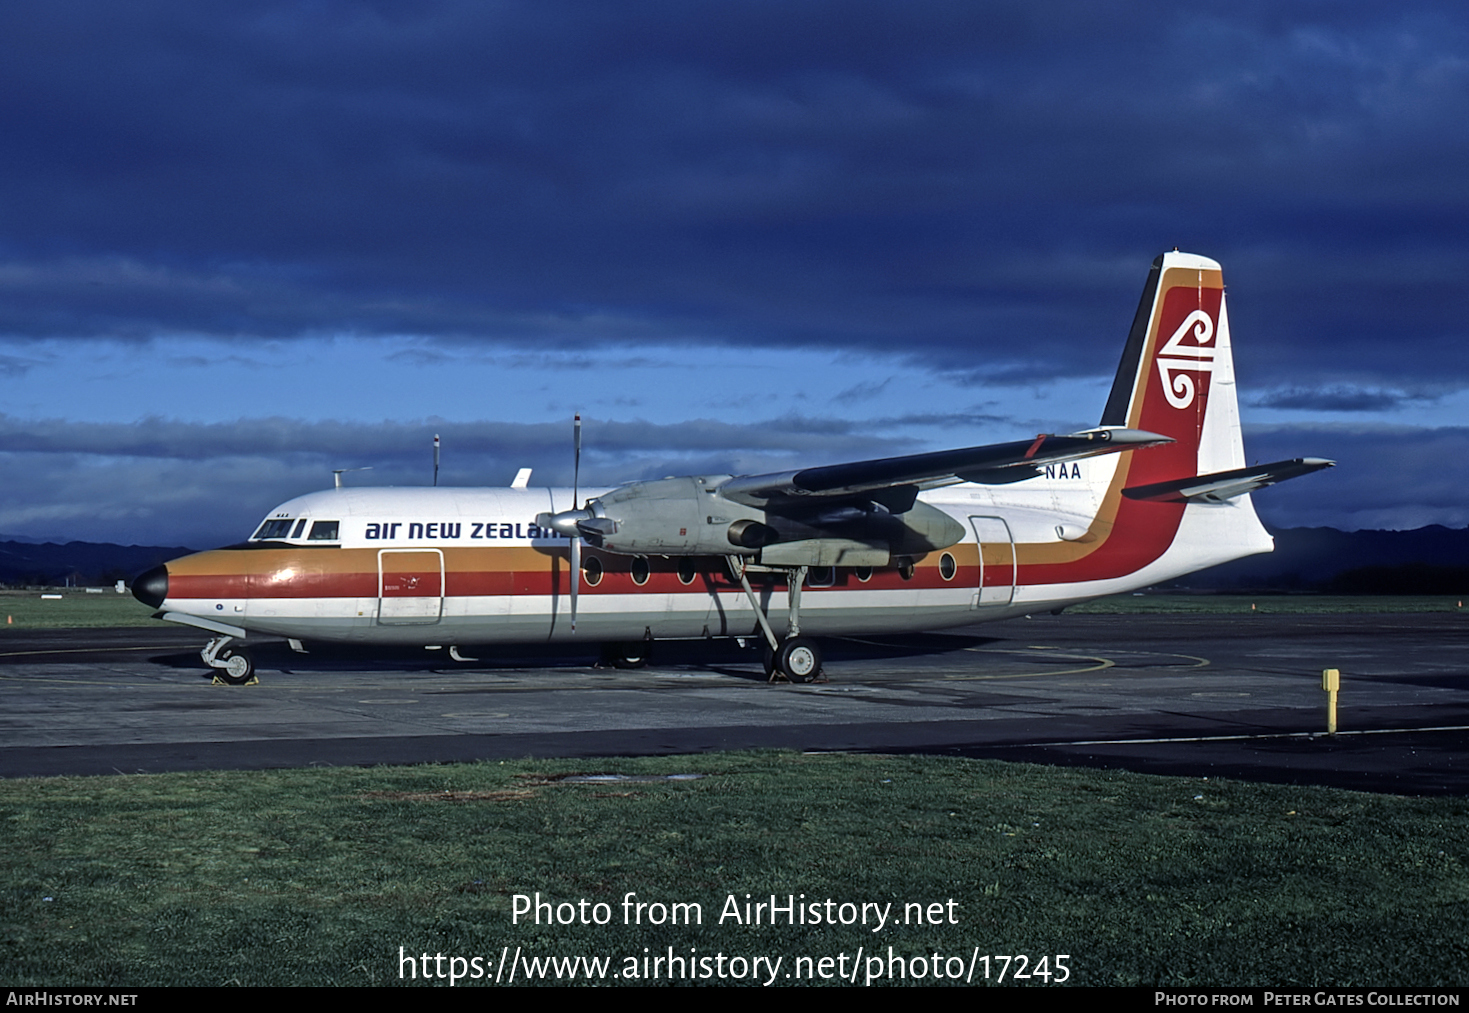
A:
544;475;967;560
586;476;771;554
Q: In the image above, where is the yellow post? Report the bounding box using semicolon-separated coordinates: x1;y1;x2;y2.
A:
1321;668;1340;735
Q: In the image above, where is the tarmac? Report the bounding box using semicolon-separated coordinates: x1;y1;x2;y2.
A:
2;612;1467;794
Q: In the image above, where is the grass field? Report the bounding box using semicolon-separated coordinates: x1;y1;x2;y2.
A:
2;752;1466;987
0;590;156;629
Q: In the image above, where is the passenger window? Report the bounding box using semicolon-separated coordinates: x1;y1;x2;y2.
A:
582;556;604;587
308;521;340;541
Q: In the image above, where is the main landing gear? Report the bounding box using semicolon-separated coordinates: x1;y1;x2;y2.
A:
763;636;822;683
601;641;652;669
201;635;256;686
729;558;826;684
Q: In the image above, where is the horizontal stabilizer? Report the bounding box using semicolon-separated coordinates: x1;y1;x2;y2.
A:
718;427;1171;505
1122;458;1335;504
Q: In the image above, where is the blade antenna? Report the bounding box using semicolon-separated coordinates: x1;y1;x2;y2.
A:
571;414;582;632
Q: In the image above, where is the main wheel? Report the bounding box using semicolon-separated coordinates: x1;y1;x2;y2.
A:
216;647;255;686
602;642;651;669
776;637;822;683
762;641;780;679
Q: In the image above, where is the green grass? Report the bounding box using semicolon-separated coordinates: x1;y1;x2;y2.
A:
2;752;1466;986
0;590;157;629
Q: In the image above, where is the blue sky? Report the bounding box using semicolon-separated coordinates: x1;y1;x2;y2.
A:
1;1;1466;546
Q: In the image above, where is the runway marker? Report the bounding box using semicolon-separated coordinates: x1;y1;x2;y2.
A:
1322;667;1340;735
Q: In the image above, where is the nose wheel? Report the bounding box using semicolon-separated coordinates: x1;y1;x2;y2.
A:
216;647;255;686
201;635;257;686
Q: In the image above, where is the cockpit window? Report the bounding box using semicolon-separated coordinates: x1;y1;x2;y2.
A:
253;519;295;540
291;519;308;538
308;520;340;541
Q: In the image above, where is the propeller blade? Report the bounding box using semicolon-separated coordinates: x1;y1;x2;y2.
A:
571;414;582;632
570;527;580;632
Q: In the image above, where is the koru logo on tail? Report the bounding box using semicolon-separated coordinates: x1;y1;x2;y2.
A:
1155;309;1215;409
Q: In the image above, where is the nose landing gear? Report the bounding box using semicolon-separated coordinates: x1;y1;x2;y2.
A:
201;635;256;686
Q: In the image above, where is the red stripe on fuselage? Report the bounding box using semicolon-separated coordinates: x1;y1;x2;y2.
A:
166;550;979;600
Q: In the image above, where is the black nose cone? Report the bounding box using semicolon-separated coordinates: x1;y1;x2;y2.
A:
133;565;169;609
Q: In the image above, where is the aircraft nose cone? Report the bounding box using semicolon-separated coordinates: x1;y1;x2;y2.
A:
132;565;169;609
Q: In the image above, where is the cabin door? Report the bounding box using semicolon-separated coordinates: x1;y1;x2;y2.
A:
967;516;1016;608
377;549;444;625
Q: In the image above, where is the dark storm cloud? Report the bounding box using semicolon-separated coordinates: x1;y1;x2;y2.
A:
1245;423;1469;532
0;412;1453;546
0;412;908;465
0;1;1464;388
1252;386;1442;412
0;411;926;543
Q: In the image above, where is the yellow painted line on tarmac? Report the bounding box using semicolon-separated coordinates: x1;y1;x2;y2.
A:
949;648;1115;680
0;644;184;659
1126;651;1210;670
0;644;202;688
836;636;1209;681
831;636;1115;680
1021;645;1209;670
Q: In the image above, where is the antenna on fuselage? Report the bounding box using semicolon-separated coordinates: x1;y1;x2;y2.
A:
333;467;372;488
433;434;441;487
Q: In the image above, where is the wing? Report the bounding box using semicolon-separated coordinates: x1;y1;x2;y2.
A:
1122;458;1336;504
717;426;1172;507
539;425;1173;558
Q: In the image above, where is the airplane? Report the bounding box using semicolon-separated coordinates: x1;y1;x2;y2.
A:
132;251;1332;685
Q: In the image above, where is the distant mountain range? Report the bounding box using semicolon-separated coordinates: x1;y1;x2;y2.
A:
1184;525;1469;593
0;541;196;587
2;526;1467;593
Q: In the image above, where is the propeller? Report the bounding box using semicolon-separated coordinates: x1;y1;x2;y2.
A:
570;414;581;632
534;416;592;630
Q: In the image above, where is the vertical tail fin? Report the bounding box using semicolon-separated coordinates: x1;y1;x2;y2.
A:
1100;251;1242;488
986;252;1288;590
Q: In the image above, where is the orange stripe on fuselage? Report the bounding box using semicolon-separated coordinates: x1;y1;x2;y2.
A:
165;545;982;600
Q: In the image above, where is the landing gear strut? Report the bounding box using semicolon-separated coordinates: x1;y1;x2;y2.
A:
730;558;825;683
201;635;256;686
